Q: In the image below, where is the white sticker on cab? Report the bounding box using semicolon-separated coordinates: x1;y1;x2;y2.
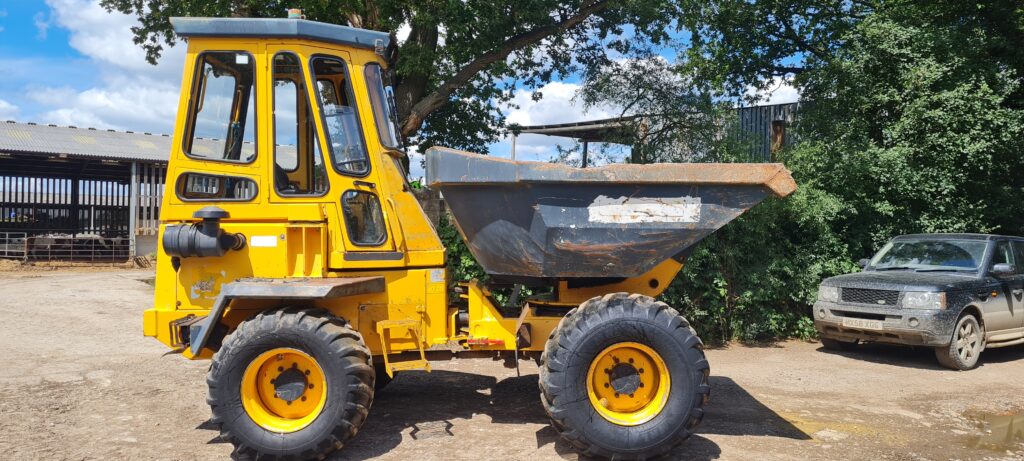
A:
250;235;279;247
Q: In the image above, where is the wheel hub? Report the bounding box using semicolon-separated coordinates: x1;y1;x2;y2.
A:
273;365;309;403
241;348;327;433
608;363;641;395
586;342;671;426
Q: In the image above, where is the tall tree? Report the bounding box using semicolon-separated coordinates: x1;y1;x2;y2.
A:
101;0;683;153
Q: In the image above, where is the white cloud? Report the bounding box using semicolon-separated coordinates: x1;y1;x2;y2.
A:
396;23;411;43
47;0;185;77
0;99;18;119
33;11;50;39
746;77;800;105
16;0;186;134
406;145;425;180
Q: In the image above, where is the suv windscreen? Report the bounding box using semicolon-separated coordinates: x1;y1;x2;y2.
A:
868;239;988;272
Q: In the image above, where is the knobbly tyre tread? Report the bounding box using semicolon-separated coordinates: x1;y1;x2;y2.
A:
539;293;711;460
207;307;375;460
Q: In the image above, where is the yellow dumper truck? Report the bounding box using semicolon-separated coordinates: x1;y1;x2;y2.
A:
145;16;796;460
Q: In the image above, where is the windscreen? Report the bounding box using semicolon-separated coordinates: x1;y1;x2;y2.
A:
869;239;988;271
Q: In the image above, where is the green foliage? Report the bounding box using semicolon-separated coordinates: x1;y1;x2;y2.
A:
659;0;1024;343
437;213;485;284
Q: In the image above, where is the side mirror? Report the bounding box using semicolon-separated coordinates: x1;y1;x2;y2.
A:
991;263;1015;276
857;258;870;269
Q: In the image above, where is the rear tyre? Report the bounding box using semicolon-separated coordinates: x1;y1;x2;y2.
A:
207;308;374;460
820;338;858;351
935;313;983;371
540;293;710;460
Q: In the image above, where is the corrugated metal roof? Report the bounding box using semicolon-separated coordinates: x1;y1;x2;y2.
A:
0;121;172;163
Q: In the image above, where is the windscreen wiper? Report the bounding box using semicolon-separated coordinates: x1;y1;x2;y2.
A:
874;266;914;271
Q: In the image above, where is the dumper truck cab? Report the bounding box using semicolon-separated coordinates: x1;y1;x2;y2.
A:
146;16;796;460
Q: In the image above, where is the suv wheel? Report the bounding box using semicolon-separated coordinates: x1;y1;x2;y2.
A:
935;314;983;371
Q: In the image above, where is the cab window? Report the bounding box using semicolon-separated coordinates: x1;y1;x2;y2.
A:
341;191;386;246
176;172;257;201
184;51;256;163
272;52;328;195
364;63;402;149
309;56;368;175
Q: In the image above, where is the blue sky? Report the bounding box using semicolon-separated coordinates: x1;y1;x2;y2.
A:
0;1;797;179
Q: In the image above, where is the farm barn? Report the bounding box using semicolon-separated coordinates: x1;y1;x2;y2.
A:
0;121;166;261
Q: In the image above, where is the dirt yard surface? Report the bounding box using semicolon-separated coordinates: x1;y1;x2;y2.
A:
0;269;1021;461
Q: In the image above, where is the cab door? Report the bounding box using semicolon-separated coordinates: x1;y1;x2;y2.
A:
984;240;1024;335
300;46;399;268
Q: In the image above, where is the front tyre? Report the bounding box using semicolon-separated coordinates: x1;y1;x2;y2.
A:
935;313;984;371
540;293;710;460
208;308;374;460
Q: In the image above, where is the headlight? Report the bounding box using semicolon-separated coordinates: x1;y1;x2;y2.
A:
902;292;946;310
817;285;839;303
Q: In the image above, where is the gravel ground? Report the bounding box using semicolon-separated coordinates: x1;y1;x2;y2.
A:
0;269;1021;460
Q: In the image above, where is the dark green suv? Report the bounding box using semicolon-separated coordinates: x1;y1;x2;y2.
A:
814;234;1024;370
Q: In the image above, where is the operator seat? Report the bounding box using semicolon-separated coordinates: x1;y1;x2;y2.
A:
274;164;298;194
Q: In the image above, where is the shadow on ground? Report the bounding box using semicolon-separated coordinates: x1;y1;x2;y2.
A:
307;370;808;460
817;341;1024;371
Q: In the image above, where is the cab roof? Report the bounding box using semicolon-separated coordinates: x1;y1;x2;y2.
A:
170;17;390;51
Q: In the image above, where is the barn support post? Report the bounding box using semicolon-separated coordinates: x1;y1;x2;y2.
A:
129;161;139;257
70;174;80;239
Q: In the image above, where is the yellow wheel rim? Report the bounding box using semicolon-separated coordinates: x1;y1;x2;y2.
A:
586;342;670;426
241;348;327;433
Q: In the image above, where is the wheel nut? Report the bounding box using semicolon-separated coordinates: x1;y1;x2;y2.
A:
639;382;645;388
629;394;634;398
305;370;311;376
628;358;634;364
308;384;314;389
614;393;620;398
278;366;284;372
612;357;619;363
604;383;609;388
301;396;307;402
277;354;284;361
639;368;644;373
604;368;610;374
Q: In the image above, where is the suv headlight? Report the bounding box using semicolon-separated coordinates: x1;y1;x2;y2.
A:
817;285;839;303
902;292;946;310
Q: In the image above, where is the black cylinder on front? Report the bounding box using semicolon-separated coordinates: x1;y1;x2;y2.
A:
162;206;245;258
